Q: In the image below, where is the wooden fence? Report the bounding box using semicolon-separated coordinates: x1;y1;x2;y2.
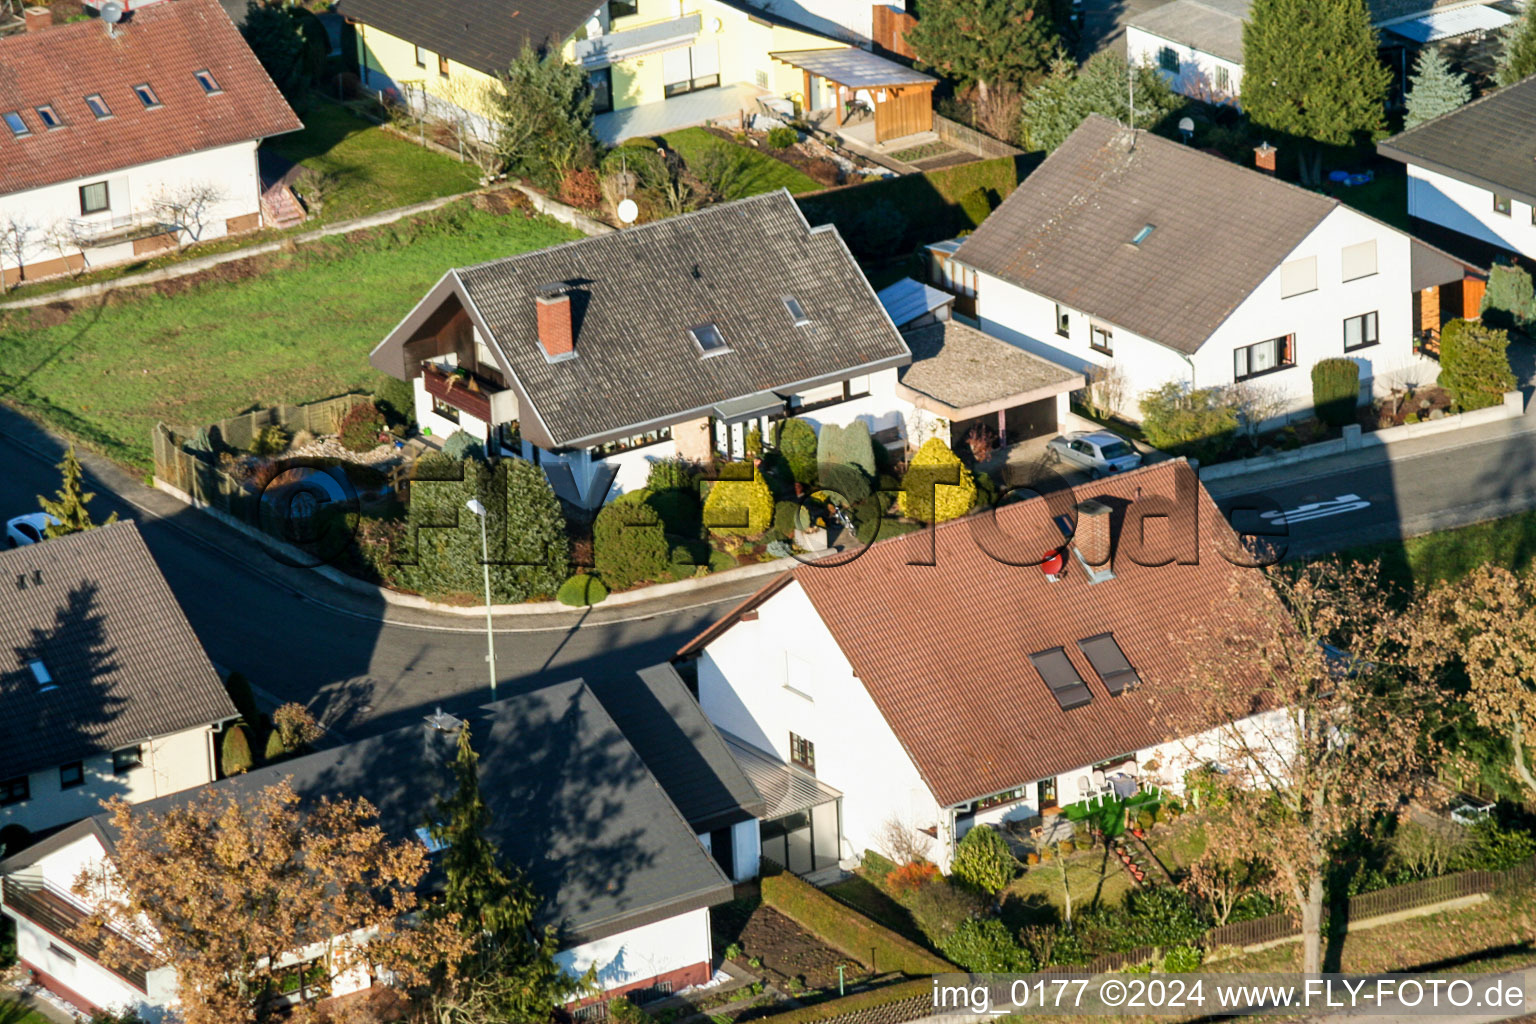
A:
932;114;1024;160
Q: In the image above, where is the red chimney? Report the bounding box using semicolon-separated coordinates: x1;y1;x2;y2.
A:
1072;499;1113;578
24;6;51;31
536;292;573;359
1254;142;1277;176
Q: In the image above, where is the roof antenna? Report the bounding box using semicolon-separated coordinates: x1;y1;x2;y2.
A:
100;0;123;37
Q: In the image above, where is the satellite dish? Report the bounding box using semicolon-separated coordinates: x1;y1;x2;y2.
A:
100;2;124;23
616;198;638;225
1178;116;1194;144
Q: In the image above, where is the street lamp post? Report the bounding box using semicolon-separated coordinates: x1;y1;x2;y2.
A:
465;498;496;698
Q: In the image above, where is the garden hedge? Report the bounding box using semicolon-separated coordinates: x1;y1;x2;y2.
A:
759;870;954;976
1440;318;1517;412
774;418;819;485
817;422;875;503
593;492;671;588
1310;358;1360;427
898;438;975;523
702;466;774;537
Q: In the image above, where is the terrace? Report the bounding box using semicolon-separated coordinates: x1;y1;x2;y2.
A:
2;874;155;991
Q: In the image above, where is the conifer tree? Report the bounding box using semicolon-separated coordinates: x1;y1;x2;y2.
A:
1497;9;1536;87
1240;0;1390;183
38;445;117;538
1404;47;1470;129
906;0;1060;98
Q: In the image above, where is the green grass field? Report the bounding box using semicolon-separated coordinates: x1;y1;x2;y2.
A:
0;1000;51;1024
1340;508;1536;596
0;203;578;469
660;127;822;197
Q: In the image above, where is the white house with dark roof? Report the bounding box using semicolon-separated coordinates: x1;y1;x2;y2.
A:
1378;73;1536;263
954;116;1478;425
0;521;239;855
0;680;737;1021
0;0;301;287
370;191;916;507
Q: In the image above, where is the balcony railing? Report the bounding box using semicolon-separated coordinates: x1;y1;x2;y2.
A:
2;875;154;991
420;362;501;424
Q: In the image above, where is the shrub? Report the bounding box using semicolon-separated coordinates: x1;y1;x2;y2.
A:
646;487;703;538
1154;805;1170;824
1161;945;1204;972
373;375;417;427
264;728;287;762
1138;382;1238;463
249;423;291;456
817;421;875;503
707;548;737;573
1311;358;1361;427
950;825;1017;895
771;500;801;541
1120;886;1206;948
766;125;798;148
559;167;603;209
441;429;486;461
774;418;820;484
1482;261;1536;331
746;426;764;458
607;996;649;1024
336;400;387;452
272;702;321;753
221;725;254;776
557;573;609;606
1135;809;1155;831
905;876;986;947
941;917;1034;972
886;860;939;894
760;871;954;974
1452;817;1536;870
594;493;671;588
1058;839;1075;855
646;456;697;492
703;466;774;537
899;438;976;523
1440;318;1517;411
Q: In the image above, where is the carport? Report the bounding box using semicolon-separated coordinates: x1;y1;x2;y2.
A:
769;46;936;141
895;320;1084;454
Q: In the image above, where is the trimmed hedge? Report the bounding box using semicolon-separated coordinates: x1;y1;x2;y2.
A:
774;418;819;485
817;421;875;503
593;491;670;588
1311;358;1360;427
557;573;609;606
743;979;934;1024
898;438;975;523
702;466;774;537
759;870;953;976
1440;318;1517;412
221;725;254;776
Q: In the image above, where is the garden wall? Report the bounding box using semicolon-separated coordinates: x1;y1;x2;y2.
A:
759;871;954;976
932;114;1024;160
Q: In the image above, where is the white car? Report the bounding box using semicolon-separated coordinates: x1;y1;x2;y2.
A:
5;512;60;547
1045;430;1143;477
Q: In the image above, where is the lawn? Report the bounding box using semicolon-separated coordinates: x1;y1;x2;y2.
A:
0;1000;51;1024
1339;507;1536;597
659;127;823;197
0;203;579;469
1060;790;1163;837
1323;162;1410;232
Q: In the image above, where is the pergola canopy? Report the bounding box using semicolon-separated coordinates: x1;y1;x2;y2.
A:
769;47;936;90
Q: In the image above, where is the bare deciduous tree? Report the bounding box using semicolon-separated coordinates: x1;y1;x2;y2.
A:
152;182;229;247
1083;362;1130;421
73;780;470;1024
0;213;39;292
1183;846;1269;926
1226;380;1292;440
1169;559;1442;973
876;812;933;865
42;219;93;278
437;77;505;182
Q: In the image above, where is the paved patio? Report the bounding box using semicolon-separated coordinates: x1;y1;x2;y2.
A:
593;83;767;144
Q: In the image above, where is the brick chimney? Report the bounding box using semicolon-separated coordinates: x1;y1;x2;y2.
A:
24;6;51;32
1254;142;1277;176
535;292;573;359
1072;498;1115;582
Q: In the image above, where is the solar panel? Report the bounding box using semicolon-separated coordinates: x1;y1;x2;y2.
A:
1029;647;1093;711
1077;632;1141;695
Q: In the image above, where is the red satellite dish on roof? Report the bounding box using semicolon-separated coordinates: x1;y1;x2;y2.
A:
1041;549;1065;576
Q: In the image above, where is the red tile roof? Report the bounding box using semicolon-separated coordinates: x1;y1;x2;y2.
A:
0;0;302;196
706;460;1277;808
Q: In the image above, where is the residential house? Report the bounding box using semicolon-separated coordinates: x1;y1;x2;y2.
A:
0;521;239;854
337;0;851;145
1378;73;1536;264
953;116;1480;426
677;460;1289;873
368;191;913;508
0;0;302;287
0;679;735;1021
1126;0;1514;107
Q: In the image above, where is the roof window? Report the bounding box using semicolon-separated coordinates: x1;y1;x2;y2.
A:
133;83;161;109
1029;647;1094;711
28;660;57;693
85;93;111;118
3;111;29;138
414;826;448;853
193;70;221;94
690;322;729;355
783;296;810;326
36;105;61;129
1076;632;1141;695
1131;224;1155;246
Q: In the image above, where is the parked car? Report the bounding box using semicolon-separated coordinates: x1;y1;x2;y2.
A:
1046;430;1143;477
5;512;60;547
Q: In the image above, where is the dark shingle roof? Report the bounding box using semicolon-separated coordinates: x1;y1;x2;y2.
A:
1127;0;1250;63
0;0;301;197
592;664;764;832
896;320;1083;417
335;0;597;76
419;192;909;448
955;116;1337;355
0;521;237;780
1378;74;1536;208
37;680;731;943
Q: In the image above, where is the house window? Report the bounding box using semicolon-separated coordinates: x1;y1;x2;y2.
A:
1215;65;1231;93
0;776;28;806
193;69;222;94
431;395;460;424
112;745;143;774
133;83;161;109
47;944;76;965
1158;46;1179;72
589;67;613;115
1341;239;1377;282
784;296;810;326
84;93;111;118
1280;255;1317;298
79;180;110;215
36;105;61;128
1055;304;1070;337
59;762;84;789
1343;311;1378;351
974;787;1027;811
609;0;639;17
3;111;29;137
590;425;672;456
1090;322;1113;355
414;44;428;68
1234;334;1294;380
1493;193;1512;216
789;733;815;774
438;54;450;78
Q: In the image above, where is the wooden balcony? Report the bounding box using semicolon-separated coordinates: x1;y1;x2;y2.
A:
420;362;501;424
2;875;154;991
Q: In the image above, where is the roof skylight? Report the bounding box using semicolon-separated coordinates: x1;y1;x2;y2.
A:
783;296;810;326
36;105;61;129
193;70;221;94
1131;224;1156;246
85;93;111;118
1077;632;1141;695
133;83;161;109
690;322;728;355
3;112;29;138
28;660;56;693
1029;647;1093;711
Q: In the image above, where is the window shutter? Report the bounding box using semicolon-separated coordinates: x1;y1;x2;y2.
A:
1283;334;1294;364
661;47;691;85
1341;240;1377;282
1280;256;1317;298
690;41;719;78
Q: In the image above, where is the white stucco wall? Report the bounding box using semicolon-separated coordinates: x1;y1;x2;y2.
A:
696;581;944;868
1125;26;1243;106
600;439;680;502
747;0;879;44
555;908;712;994
1;726;220;838
788;368;907;435
1406;164;1536;260
0;140;263;280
